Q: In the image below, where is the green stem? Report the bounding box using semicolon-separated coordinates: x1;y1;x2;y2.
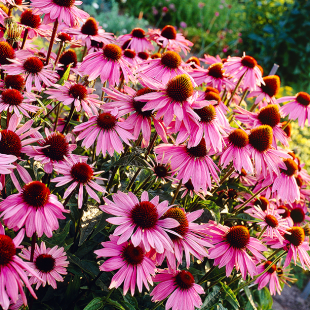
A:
133;175;152;194
151;298;167;310
54;41;64;68
282;119;292;130
21;28;28;50
54;103;60;132
81;44;88;62
170;180;182;205
61;103;75;134
43;101;61;120
258;226;267;239
225;71;246;107
198;266;216;284
30;232;36;262
45;20;59;65
239;88;248;105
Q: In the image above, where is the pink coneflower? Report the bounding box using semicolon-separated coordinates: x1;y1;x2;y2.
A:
137;51;193;84
2;56;59;92
150;269;204;310
52;156;106;208
67;17;114;50
45;82;101;116
155;208;212;269
146;155;175;183
20;242;68;289
94;235;156;295
154;138;220;192
185;56;201;69
266;227;310;269
135;74;200;128
0;42;15;66
220;128;253;173
223;54;264;91
279;92;310;128
287;203;310;226
248;75;281;106
205;221;267;279
73;109;134;157
179;179;209;199
23;129;76;173
103;86;168;147
149;25;193;55
100;191;180;253
0;88;39;117
231;169;257;187
235;104;289;147
255;261;282;295
189;62;235;90
0;113;42;190
0;153;16;189
79;43;134;85
19;9;51;39
0;181;68;237
200;54;222;65
122;49;138;67
0;225;39;310
272;158;300;203
247;125;290;178
31;0;89;27
118;28;154;52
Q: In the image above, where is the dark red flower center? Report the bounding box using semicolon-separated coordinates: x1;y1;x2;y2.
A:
131;28;145;38
240;168;247;177
261;75;280;97
228;189;238;199
133;87;154;118
174;270;195;290
248;125;273;152
59;49;77;68
2;89;24;107
257;104;280;128
123;49;136;59
205;86;220;94
166;74;194;102
81;17;98;36
151;53;161;59
35;254;55;272
20;9;41;29
296;92;310;106
42;132;69;161
91;40;104;49
153;164;169;178
4;75;25;91
161;25;177;40
22;181;50;208
0;42;15;65
226;225;250;249
186;56;200;68
122;243;144;265
228;129;249;148
103;44;122;61
194;105;216;124
282;121;291;138
161;207;188;240
130;201;158;229
204;91;221;103
0;235;16;266
0;129;21;157
161;51;181;69
121;39;131;50
23;57;44;74
69;84;87;100
57;32;72;42
208;63;224;79
295;175;303;187
284;227;305;246
70;162;93;184
138;52;149;60
96;112;117;130
52;0;75;8
186;138;207;158
280;158;298;177
265;214;278;228
254;196;269;211
264;261;277;274
184;179;194;191
278;206;290;218
290;207;305;224
241;56;257;69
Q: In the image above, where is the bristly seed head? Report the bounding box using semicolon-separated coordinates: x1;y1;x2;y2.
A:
131;28;145;38
103;44;122;61
257;104;280;128
35;254;55;272
57;32;72;42
81;17;98;36
0;129;21;157
254;196;269;211
42;132;69;161
20;9;41;29
59;49;77;68
2;89;23;106
295;175;303;187
186;138;207;158
0;235;16;266
121;39;131;50
131;201;158;229
186;56;200;68
265;214;278;228
290;207;305;224
4;75;25;91
151;52;161;59
226;225;250;249
69;84;88;100
261;75;280;97
204;91;221;103
161;25;177;40
96;112;117;130
296;92;310;106
284;227;305;246
228;129;249;148
184;179;194;191
208;62;224;78
281;158;298;177
205;86;220;94
123;49;136;59
70;162;93;184
194;105;216;123
0;42;15;65
153;164;169;179
241;55;257;69
278;206;290;219
23;57;44;74
122;243;144;265
138;51;149;60
248;125;273;152
161;51;181;69
133;87;155;118
22;181;50;208
174;270;195;290
166;74;194;102
52;0;75;8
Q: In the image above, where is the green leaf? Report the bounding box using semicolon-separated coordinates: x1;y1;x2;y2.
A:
67;253;100;277
220;282;240;310
122;301;136;310
201;286;222;309
227;183;253;195
216;304;228;310
41;220;70;246
90;212;110;239
64;275;81;305
106;299;126;310
244;286;257;310
79;211;104;246
83;297;104;310
257;287;273;310
123;294;139;309
57;64;72;85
